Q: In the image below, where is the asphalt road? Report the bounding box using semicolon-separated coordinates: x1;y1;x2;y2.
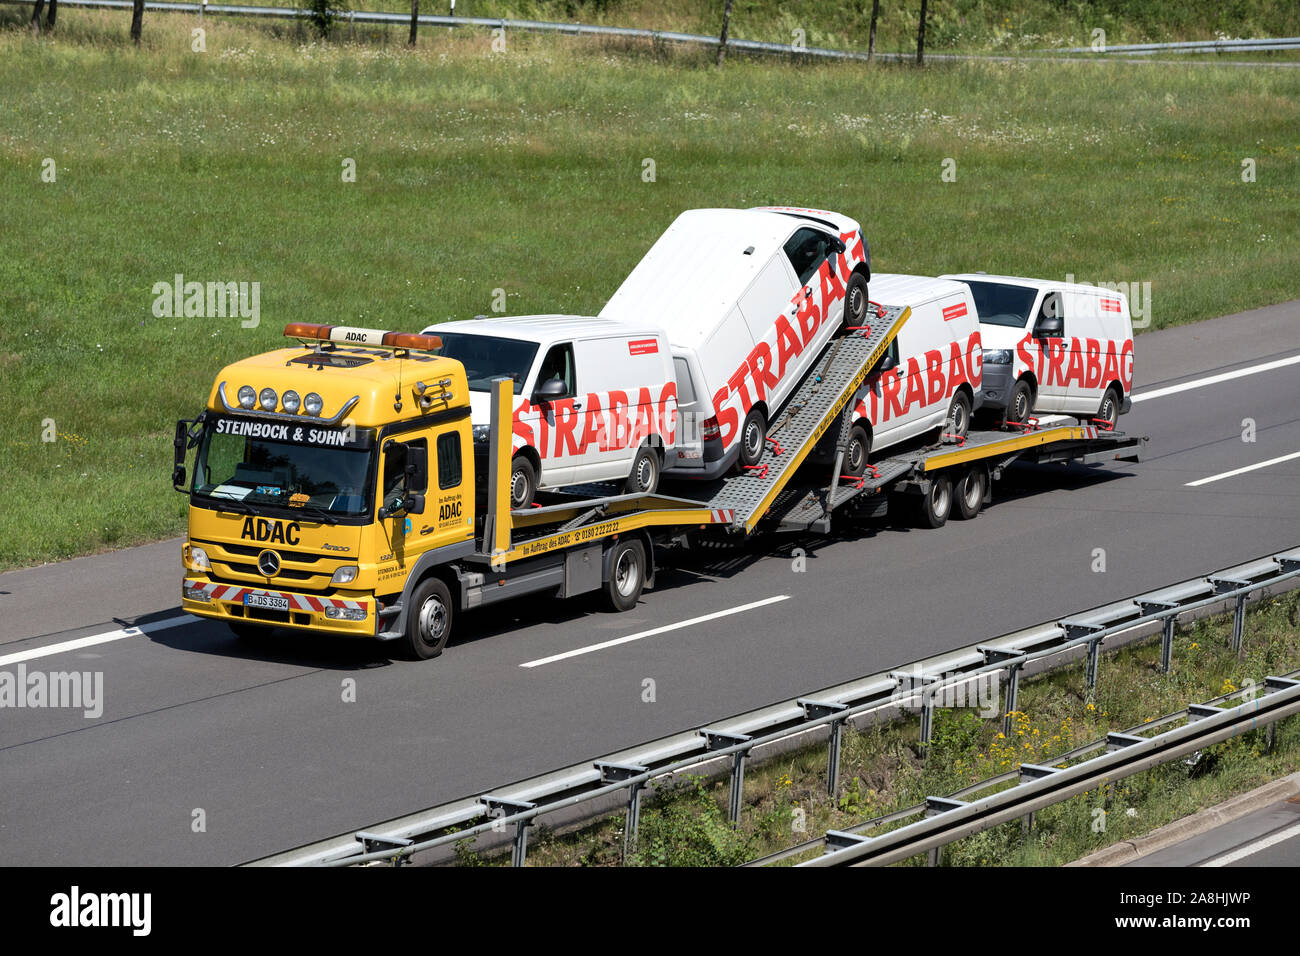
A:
2;301;1299;865
1134;793;1300;867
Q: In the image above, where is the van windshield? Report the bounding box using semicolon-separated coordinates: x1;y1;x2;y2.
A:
964;281;1039;328
434;332;539;394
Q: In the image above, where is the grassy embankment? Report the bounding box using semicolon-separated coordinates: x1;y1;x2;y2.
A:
0;15;1296;568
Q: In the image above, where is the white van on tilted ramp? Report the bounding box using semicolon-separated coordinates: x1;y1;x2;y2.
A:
600;206;871;479
943;274;1134;429
828;273;983;476
424;315;676;509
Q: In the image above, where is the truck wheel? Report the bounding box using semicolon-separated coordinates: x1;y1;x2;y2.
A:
1096;386;1121;430
229;621;273;643
955;466;987;520
844;424;871;478
510;455;536;510
738;408;767;468
625;446;660;495
604;539;645;612
405;577;454;660
1005;379;1033;426
944;391;971;440
842;273;869;332
920;474;953;529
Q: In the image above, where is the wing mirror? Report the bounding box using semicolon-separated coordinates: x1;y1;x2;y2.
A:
1034;314;1064;337
532;378;568;403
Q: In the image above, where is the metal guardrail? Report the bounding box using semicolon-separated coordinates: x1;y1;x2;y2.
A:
11;0;1299;67
800;672;1300;867
248;544;1300;867
1062;37;1300;55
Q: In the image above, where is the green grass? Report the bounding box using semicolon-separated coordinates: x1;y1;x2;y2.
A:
0;14;1297;569
469;590;1300;867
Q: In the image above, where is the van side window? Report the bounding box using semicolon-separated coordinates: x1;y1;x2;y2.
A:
673;357;697;407
783;228;833;286
437;432;462;490
536;343;576;399
1036;291;1065;336
873;337;901;373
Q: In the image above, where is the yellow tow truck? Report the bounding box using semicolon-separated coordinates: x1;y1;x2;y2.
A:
174;315;1143;659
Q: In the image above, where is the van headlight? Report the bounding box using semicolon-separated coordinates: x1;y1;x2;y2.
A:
331;565;359;585
984;349;1014;365
472;424;491;444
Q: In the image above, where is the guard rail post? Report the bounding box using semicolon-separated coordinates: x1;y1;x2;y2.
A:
1017;764;1060;835
597;761;649;859
1266;677;1300;751
800;698;850;794
924;797;967;866
1062;620;1107;692
1210;576;1252;654
980;646;1021;737
702;729;752;825
1138;599;1180;673
481;796;535;868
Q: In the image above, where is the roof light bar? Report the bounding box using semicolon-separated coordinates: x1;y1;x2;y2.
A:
282;324;442;352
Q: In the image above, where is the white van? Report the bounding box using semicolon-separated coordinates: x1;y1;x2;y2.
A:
424;315;676;508
943;274;1134;427
824;275;983;476
601;206;871;479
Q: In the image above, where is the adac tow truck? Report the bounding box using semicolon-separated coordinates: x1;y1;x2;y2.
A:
174;311;1144;660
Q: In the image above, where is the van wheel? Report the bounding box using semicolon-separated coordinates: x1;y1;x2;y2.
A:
1096;386;1121;430
944;391;971;440
604;539;645;612
843;273;869;332
1004;379;1033;426
844;424;871;478
229;622;273;643
920;474;953;529
405;577;453;660
739;408;767;468
510;456;536;510
625;446;660;496
955;466;987;520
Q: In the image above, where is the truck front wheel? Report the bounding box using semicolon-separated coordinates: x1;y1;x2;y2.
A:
604;539;646;612
406;577;454;660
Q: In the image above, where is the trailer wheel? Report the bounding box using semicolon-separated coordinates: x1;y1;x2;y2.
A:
229;622;273;643
738;409;767;468
955;466;987;520
920;474;953;529
844;424;871;478
842;273;869;332
625;445;660;495
405;577;454;660
944;391;971;440
510;455;537;510
604;539;645;612
1005;379;1033;426
1096;386;1121;430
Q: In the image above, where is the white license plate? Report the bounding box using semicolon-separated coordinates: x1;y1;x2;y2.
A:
245;593;290;613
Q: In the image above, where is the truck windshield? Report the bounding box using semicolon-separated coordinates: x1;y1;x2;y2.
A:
434;332;539;394
191;421;374;517
964;281;1039;328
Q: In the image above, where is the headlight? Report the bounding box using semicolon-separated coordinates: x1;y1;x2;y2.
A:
183;582;211;602
281;390;301;414
187;545;211;571
237;385;257;409
304;392;324;416
472;424;491;443
985;349;1014;365
331;565;359;585
325;606;367;621
259;387;278;411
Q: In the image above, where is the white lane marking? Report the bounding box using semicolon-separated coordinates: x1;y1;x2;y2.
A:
520;595;791;668
1184;450;1300;487
1200;819;1300;867
0;614;198;666
1132;354;1300;404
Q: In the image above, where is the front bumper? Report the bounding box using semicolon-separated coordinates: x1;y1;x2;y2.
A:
980;364;1014;411
182;577;376;636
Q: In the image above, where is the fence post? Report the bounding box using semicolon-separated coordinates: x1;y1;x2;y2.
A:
980;647;1022;738
701;729;752;825
480;796;536;868
1210;576;1252;655
1137;600;1179;673
596;761;649;860
1018;764;1060;836
800;698;850;795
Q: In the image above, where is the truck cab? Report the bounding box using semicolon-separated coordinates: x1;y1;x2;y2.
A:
177;323;475;657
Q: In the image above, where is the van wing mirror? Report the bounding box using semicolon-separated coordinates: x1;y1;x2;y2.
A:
1034;314;1064;337
533;378;567;403
876;353;899;373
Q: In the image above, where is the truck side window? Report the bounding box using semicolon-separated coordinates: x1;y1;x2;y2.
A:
383;438;428;500
536;343;576;399
783;228;832;286
437;433;462;490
